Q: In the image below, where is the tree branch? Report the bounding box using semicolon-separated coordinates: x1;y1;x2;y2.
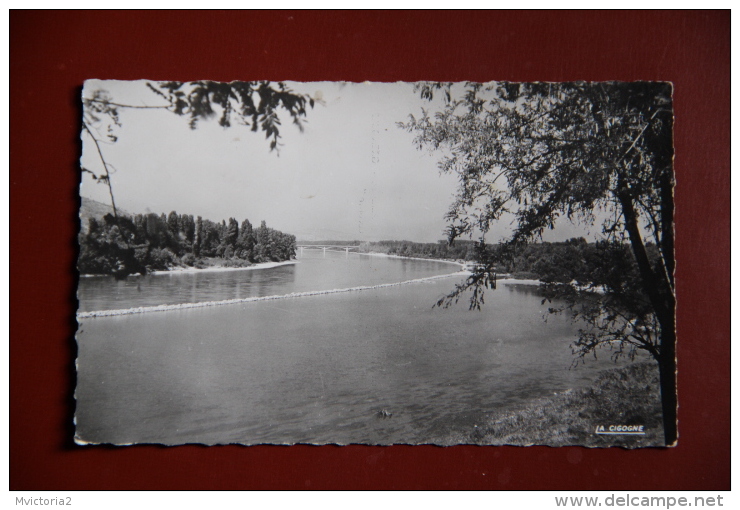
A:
82;121;119;220
84;98;171;110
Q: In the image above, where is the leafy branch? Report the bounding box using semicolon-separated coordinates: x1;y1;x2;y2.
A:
80;80;314;278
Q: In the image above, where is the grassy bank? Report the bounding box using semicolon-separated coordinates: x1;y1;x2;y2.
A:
459;362;665;447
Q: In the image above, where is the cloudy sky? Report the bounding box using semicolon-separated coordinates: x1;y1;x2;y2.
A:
80;80;594;243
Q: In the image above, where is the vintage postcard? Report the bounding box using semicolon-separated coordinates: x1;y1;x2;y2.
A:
76;80;675;446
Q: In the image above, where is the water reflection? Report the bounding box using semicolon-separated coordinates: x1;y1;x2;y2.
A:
503;282;545;297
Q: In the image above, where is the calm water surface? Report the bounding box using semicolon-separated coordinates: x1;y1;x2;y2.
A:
75;252;640;445
77;252;458;312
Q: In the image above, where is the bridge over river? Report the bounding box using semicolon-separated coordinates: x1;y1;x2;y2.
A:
296;245;360;257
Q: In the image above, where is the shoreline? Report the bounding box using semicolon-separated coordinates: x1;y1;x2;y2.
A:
150;259;297;275
357;251;466;269
78;254;548;319
77;271;464;319
79;259;298;278
453;361;664;447
77;256;546;318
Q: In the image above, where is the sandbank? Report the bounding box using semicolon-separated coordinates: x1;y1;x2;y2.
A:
150;259;297;275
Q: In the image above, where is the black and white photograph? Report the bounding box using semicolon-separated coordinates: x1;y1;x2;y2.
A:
75;79;676;447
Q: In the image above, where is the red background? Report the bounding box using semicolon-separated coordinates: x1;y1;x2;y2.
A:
10;11;730;490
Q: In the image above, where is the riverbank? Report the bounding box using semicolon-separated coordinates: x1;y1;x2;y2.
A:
80;259;297;277
358;251;466;270
454;362;665;447
150;259;297;275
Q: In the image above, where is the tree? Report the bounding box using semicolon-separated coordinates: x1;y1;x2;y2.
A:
221;217;240;256
82;81;313;216
81;80;313;275
193;216;203;257
167;211;179;236
253;220;270;262
403;81;676;444
237;219;255;261
78;209;294;275
145;81;313;151
179;214;195;245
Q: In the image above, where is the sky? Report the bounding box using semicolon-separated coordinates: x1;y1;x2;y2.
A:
80;80;598;243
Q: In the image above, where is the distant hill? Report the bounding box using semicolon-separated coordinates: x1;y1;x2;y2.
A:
79;197;130;232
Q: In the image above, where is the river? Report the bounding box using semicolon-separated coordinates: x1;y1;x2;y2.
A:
75;251;639;445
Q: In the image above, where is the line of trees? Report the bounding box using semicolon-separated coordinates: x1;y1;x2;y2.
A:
359;239;479;261
359;237;658;286
492;237;662;284
78;211;296;277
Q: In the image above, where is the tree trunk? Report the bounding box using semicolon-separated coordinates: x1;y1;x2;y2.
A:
617;187;673;322
618;185;677;445
660;170;675;288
